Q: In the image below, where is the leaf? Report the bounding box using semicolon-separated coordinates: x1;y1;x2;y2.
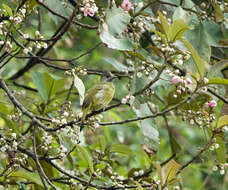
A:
172;7;190;23
99;22;133;51
31;71;48;103
158;12;170;39
169;132;181;154
105;5;131;36
212;2;224;22
44;72;65;99
215;132;226;163
153;162;163;185
9;170;43;187
208;77;228;85
72;73;85;106
103;57;128;71
98;135;107;153
109;144;134;157
181;38;206;78
217;115;228;128
76;145;94;174
134;104;159;152
135;181;144;190
2;4;13;17
164;159;180;184
169;19;190;42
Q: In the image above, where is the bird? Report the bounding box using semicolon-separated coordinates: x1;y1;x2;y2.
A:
80;72;115;130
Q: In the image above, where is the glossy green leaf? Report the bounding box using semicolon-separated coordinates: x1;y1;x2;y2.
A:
31;71;48;103
109;144;134;156
181;38;206;78
208;77;228;85
76;145;94;174
73;73;85;106
172;7;190;23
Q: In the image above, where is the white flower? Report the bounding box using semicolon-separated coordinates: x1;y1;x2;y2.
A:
121;98;127;104
35;30;40;36
212;166;218;171
203;77;209;84
137;72;142;78
11;133;16;139
220;169;225;175
215;143;219;149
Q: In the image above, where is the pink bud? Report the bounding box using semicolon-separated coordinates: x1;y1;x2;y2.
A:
209;100;217;108
171;76;183;85
121;0;132;12
185;78;192;85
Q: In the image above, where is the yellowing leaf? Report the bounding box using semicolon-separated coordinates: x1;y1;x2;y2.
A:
208;77;228;85
217;115;228;128
181;38;206;78
164;159;180;184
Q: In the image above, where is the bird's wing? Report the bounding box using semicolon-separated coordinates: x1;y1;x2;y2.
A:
82;84;103;109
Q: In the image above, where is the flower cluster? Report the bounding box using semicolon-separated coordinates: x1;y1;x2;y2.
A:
121;0;132;12
81;0;98;17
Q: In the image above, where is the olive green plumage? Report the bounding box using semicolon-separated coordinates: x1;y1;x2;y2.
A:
80;75;115;129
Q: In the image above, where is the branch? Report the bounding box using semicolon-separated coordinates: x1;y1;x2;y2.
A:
208;88;228;104
0;78;49;130
99;97;189;126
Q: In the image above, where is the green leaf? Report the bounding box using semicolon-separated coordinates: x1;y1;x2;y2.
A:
184;23;211;63
169;132;181;154
134;104;159;152
217;115;228;128
208;77;228;85
99;22;133;51
72;73;85;106
158;11;170;39
98;135;107;153
31;71;48;103
9;170;43;187
105;5;131;36
103;57;128;71
135;181;144;190
164;159;180;185
109;144;134;156
173;7;190;23
169;19;189;42
2;4;13;17
181;38;206;78
215;132;226;163
76;145;94;174
44;73;65;99
212;2;224;22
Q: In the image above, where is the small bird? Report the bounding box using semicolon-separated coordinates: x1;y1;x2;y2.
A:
80;72;115;130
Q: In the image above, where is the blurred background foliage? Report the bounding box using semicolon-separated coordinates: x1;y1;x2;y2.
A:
0;0;227;190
